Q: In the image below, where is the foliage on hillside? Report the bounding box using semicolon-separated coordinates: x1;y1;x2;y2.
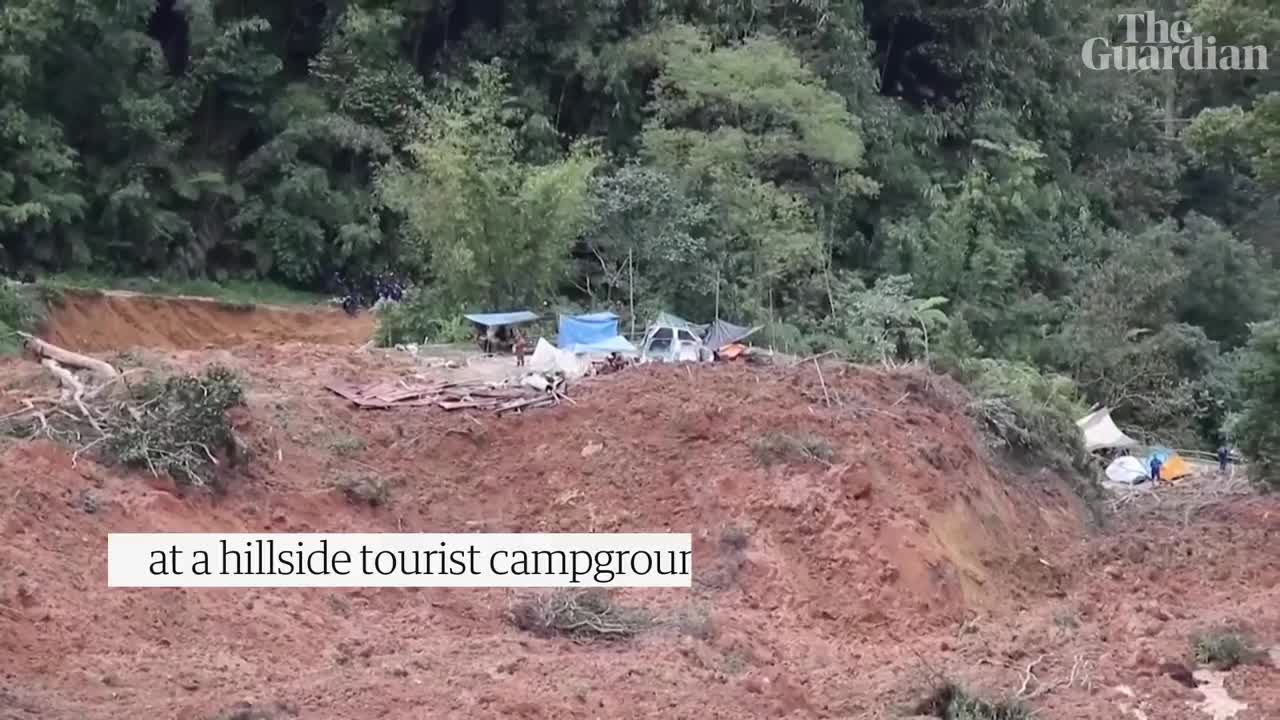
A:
1234;321;1280;490
2;0;1278;458
0;280;39;353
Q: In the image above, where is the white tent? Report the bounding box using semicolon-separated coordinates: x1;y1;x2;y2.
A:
1105;456;1149;484
1076;407;1139;452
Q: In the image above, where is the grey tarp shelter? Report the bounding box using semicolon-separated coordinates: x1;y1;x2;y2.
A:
702;319;760;351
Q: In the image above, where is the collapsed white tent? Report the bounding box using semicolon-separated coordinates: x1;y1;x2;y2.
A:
1105;456;1148;484
527;338;588;380
1076;407;1139;452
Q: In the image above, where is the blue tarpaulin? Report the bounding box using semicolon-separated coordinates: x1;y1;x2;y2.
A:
572;335;637;353
463;311;540;327
557;312;637;354
557;313;618;347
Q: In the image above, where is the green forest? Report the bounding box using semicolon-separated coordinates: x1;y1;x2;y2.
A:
2;0;1279;479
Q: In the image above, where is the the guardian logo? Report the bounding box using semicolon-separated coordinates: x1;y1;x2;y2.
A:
1082;12;1268;71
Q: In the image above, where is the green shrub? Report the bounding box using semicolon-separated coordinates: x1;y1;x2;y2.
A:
1234;320;1280;490
914;682;1030;720
104;366;247;488
374;286;472;346
1193;630;1260;670
957;358;1088;472
336;475;389;507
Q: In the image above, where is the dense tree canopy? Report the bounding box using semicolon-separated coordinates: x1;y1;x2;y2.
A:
1;0;1278;460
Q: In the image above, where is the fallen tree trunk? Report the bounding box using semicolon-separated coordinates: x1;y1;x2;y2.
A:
40;358;105;434
40;358;84;400
19;332;119;380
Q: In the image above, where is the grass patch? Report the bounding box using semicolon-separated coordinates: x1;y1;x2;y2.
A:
670;604;716;640
1193;629;1261;670
751;431;834;465
38;272;326;306
510;589;654;640
720;650;750;676
1052;609;1079;631
697;524;751;592
335;475;389;507
913;682;1030;720
720;525;750;551
324;432;367;456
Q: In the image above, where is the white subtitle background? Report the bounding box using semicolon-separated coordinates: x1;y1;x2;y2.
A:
107;533;693;587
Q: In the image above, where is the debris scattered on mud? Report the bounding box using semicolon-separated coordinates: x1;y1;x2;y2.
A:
325;372;568;413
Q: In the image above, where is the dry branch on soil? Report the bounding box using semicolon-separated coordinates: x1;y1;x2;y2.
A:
979;651;1095;703
510;589;653;640
2;338;246;488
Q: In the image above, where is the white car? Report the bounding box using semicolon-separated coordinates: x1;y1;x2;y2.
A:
641;325;706;363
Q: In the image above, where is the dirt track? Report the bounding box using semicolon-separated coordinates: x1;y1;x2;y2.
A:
1;305;1278;720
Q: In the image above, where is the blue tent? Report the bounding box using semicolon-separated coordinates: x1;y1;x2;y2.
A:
557;312;637;354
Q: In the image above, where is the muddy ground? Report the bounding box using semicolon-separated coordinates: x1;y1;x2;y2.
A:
1;293;1277;720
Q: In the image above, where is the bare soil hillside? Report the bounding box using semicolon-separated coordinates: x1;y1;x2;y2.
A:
1;297;1277;720
37;288;373;351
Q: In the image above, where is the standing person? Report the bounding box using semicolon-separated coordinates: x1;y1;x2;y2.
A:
513;329;527;367
1149;454;1163;484
1217;444;1230;474
484;324;499;354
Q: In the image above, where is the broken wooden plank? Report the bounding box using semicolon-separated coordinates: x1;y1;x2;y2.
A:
438;399;497;411
380;387;445;403
493;395;556;415
324;380;368;402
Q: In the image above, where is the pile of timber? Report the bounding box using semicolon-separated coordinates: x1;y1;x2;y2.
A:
324;373;566;415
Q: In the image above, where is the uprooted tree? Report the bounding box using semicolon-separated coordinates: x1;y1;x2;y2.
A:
2;334;248;489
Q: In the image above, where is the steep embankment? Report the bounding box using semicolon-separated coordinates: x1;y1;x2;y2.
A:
0;348;1105;719
36;288;373;351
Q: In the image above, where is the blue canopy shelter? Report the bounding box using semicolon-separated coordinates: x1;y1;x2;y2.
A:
557;312;637;354
463;310;540;353
463;311;540;327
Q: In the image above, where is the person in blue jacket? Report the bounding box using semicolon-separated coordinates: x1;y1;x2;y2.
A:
1149;454;1163;484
